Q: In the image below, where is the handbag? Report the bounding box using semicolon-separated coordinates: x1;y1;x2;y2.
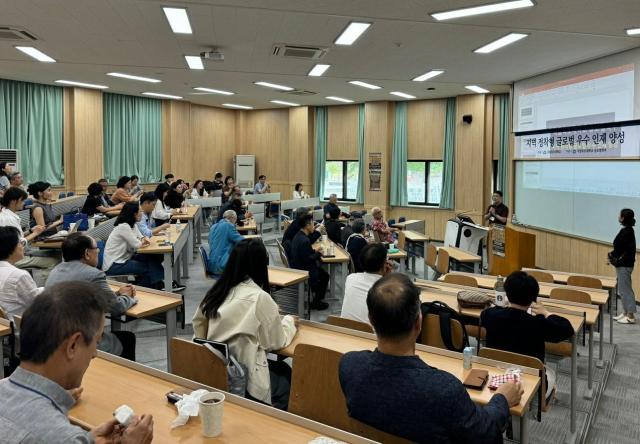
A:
63;212;89;231
457;290;492;309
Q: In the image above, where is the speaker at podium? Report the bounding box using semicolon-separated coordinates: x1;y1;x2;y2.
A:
444;213;489;256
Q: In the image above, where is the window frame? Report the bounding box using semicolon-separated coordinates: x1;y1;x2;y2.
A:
323;159;359;202
407;159;443;207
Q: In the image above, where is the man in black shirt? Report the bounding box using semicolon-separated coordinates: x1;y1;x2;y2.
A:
344;219;368;272
481;271;574;397
283;208;321;255
324;206;343;246
339;273;521;443
323;194;349;220
484;190;509;225
289;214;329;310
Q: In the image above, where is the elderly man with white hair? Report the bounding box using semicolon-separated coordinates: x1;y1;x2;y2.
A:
207;209;244;274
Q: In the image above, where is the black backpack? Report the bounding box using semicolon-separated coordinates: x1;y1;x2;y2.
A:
419;301;469;353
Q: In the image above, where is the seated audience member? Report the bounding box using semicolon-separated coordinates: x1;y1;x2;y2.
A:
28;181;63;238
211;172;224;191
324;206;343;246
102;202;166;289
191;180;205;199
193;239;296;409
290;214;329;310
481;271;574;398
111;176;141;204
151;183;173;225
222;176;235;203
0;161;12;191
0;226;43;317
165;181;186;209
323;193;349;220
340;273;521;443
218;198;250;223
98;178;114;205
82;182;124;216
0;187;58;272
208;210;244;274
45;233;138;360
9;171;26;191
293;183;310;200
283;208;322;256
138;192;171;237
0;282;154;443
130;175;143;195
254;175;271;194
164;173;175;186
231;185;244;200
344;219;368;271
340;243;392;324
371;206;394;243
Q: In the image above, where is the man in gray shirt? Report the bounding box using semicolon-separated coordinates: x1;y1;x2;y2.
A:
0;281;154;443
45;233;138;359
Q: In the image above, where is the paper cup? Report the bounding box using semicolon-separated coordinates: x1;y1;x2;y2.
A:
199;391;224;437
69;222;77;232
321;234;328;243
88;218;96;229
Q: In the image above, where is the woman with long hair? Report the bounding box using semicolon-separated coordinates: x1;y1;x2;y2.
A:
192;239;296;409
190;180;205;198
610;208;637;324
27;181;62;238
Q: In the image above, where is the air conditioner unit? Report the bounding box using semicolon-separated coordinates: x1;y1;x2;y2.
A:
234;155;256;189
0;149;18;169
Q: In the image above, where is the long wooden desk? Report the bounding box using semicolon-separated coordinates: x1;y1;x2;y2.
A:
447;270;611;363
390;219;422;230
69;354;375;443
521;267;616;289
387;248;408;273
268;266;309;318
172;205;202;264
237;218;258;233
138;224;190;293
0;319;11;378
108;281;182;372
278;321;539;443
401;230;429;276
417;279;599;441
438;246;482;273
313;240;350;304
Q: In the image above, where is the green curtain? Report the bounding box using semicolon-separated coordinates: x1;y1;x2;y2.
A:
314;106;328;198
390;102;408;207
355;103;365;203
103;93;162;183
0;79;63;185
496;94;510;206
439;97;456;209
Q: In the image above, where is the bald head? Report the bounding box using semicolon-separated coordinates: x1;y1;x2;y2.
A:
367;273;421;340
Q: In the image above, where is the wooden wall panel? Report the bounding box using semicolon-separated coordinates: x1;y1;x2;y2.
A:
288;106;313;199
364;102;392;212
190;104;237;180
454;95;486;215
327;105;358;160
162;100;193;180
407;99;446;160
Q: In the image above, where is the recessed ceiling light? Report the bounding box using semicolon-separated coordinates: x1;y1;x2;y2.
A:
334;22;371;45
270;100;300;106
184;56;204;70
431;0;534;21
162;7;193;34
223;103;253;109
465;85;490;94
326;96;354;103
254;81;294;91
390;91;416;99
626;28;640;36
349;80;381;90
308;64;331;77
15;46;55;63
54;80;108;89
412;69;444;82
474;33;528;53
142;92;183;100
193;87;234;95
107;72;161;83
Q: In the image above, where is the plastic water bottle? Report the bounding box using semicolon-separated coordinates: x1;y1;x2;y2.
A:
494;275;507;307
463;346;473;370
176;219;182;231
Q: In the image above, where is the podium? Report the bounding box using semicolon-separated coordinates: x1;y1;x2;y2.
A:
488;225;536;276
444;217;489;256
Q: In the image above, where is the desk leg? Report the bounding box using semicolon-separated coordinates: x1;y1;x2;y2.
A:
565;333;578;444
585;325;594;399
340;261;348;303
165;308;177;373
519;415;529;444
0;339;4;378
609;288;614;345
297;281;305;319
163;253;172;293
188;220;195;262
473;262;480;274
398;258;405;273
182;244;189;278
597;305;604;368
329;264;337;302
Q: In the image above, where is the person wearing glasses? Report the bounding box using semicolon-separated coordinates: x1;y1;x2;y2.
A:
0;226;44;317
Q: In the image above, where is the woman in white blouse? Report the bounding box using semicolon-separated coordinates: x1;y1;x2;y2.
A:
0;226;43;317
193;239;297;409
293;183;310;199
151;183;174;225
190;180;205;199
103;202;164;289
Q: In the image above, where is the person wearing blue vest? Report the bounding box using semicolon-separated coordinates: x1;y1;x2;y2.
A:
208;209;244;274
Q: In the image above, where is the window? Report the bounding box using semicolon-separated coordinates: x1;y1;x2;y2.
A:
324;160;359;201
407;161;443;206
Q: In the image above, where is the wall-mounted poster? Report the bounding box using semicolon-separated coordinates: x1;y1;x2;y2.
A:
369;152;382;191
491;225;506;257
